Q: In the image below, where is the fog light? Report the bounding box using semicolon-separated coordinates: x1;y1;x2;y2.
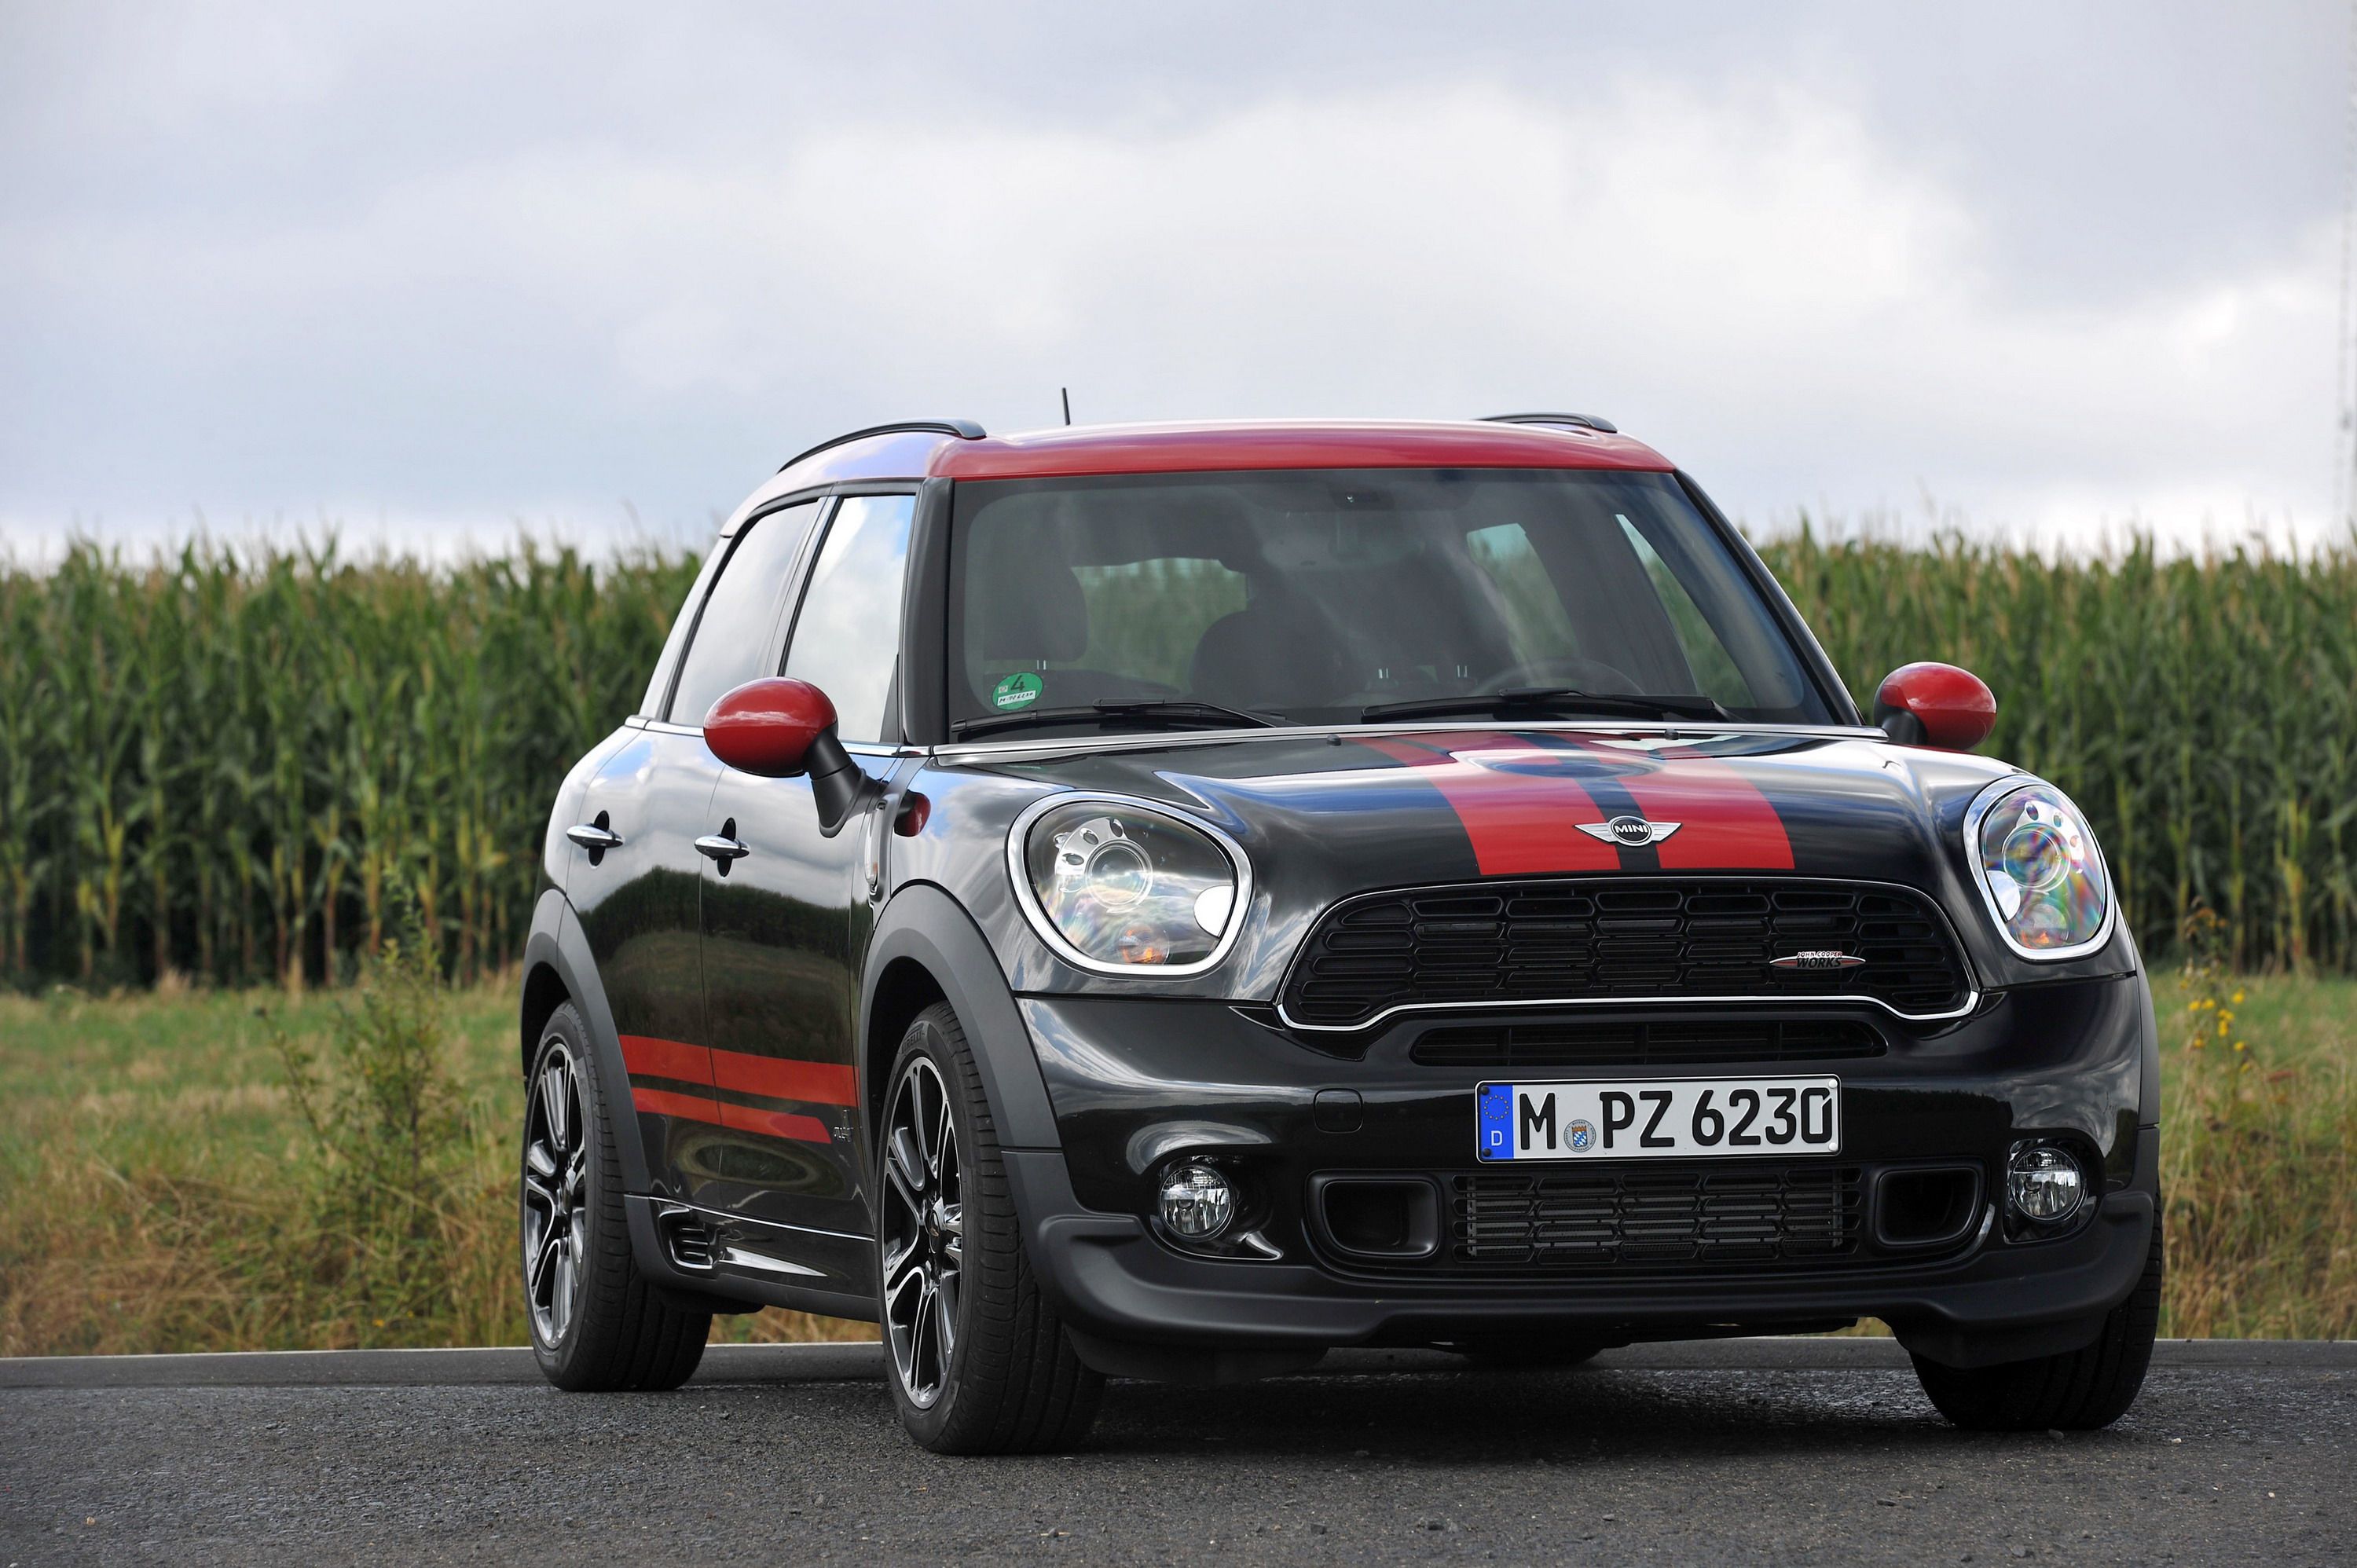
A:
1158;1162;1234;1239
2007;1143;2085;1223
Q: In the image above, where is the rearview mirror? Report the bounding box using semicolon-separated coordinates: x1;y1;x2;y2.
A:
1872;662;1996;751
704;677;870;833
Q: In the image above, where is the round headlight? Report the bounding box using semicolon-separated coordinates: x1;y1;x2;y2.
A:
1013;797;1248;973
1967;779;2112;958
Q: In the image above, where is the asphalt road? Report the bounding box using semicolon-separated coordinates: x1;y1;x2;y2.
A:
2;1339;2350;1566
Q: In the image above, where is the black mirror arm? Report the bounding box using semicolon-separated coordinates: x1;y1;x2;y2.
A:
805;728;879;837
1873;703;1929;746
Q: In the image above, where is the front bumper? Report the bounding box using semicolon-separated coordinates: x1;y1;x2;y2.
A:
1006;975;2158;1371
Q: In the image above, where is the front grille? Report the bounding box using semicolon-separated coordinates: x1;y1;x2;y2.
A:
1450;1163;1863;1266
1281;877;1970;1028
1411;1017;1884;1070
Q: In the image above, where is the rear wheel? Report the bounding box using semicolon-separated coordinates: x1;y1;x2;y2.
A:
523;1003;709;1391
1912;1214;2162;1431
881;1002;1103;1454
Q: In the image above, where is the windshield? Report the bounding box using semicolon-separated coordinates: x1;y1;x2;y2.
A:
946;468;1835;734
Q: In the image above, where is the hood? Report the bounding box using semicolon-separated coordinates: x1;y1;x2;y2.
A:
938;724;2058;1001
994;725;2005;884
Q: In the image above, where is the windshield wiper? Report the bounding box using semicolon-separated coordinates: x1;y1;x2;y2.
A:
1358;687;1730;724
950;698;1287;741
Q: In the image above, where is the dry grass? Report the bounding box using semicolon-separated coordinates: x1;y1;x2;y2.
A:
0;979;868;1354
3;965;2349;1356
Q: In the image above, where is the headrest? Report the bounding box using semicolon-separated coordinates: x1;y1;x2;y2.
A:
973;554;1089;663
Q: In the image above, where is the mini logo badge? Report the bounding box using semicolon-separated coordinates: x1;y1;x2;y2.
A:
1770;950;1868;970
1566;1118;1596;1152
1575;815;1682;848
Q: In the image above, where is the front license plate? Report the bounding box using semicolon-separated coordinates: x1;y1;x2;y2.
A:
1475;1076;1841;1161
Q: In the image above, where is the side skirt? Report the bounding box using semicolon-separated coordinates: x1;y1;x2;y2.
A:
624;1194;879;1323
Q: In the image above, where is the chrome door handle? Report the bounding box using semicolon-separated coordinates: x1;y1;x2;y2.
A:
565;823;625;852
695;834;750;864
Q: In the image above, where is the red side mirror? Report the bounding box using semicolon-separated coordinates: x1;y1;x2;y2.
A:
704;677;838;777
1872;661;1996;751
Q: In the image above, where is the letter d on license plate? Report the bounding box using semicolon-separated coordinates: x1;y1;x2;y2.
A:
1475;1076;1840;1161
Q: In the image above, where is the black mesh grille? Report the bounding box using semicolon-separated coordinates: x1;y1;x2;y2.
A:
1449;1163;1864;1266
1282;878;1970;1028
1410;1017;1884;1070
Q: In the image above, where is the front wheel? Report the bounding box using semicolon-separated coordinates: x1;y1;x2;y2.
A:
1912;1214;2162;1431
523;1003;709;1390
880;1003;1103;1453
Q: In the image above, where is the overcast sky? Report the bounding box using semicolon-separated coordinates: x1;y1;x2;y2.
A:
1;2;2346;562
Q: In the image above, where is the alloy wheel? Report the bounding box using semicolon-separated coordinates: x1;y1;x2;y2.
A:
881;1055;963;1408
522;1039;591;1347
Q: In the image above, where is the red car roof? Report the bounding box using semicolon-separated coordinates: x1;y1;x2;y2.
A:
929;420;1673;480
765;419;1673;496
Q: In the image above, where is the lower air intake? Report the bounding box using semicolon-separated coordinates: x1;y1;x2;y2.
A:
1449;1163;1864;1266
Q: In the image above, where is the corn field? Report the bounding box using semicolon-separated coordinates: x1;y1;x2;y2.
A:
1760;528;2357;973
0;542;697;989
2;529;2354;989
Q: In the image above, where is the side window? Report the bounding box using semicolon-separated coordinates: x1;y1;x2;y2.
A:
783;494;918;743
640;542;727;717
666;500;821;725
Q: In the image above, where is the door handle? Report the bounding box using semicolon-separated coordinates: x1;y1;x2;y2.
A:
695;833;750;865
565;823;625;852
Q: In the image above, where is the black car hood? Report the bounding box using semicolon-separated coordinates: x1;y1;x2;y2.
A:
906;724;2126;1002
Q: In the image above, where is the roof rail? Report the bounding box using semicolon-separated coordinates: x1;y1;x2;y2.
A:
778;419;988;474
1479;411;1619;434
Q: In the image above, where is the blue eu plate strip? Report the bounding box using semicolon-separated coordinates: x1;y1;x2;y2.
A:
1477;1083;1515;1161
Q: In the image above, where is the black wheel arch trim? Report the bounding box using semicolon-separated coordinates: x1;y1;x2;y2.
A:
860;881;1061;1152
519;887;650;1196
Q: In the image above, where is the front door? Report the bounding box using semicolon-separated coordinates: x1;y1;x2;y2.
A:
578;498;822;1205
697;493;916;1251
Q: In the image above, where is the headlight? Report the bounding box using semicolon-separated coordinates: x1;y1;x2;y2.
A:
1010;796;1249;974
1965;778;2113;959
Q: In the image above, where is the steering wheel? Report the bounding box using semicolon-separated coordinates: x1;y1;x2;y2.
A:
1472;655;1640;696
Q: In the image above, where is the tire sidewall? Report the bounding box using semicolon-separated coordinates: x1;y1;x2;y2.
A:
525;1002;610;1381
880;1009;986;1449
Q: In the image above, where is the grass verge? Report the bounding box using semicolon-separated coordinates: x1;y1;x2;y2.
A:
2;965;2349;1355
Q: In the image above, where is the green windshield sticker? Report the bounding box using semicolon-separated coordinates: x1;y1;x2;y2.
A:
992;671;1043;711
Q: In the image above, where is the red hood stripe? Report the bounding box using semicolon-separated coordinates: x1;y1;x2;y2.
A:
1556;736;1795;870
1359;731;1795;874
1358;735;1619;874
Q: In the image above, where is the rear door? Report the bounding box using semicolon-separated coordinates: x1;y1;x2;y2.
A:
698;493;916;1252
570;500;821;1203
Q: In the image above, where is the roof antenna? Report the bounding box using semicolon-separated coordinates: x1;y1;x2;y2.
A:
1061;387;1072;427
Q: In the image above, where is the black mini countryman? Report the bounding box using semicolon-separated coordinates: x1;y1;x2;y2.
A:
519;416;2161;1453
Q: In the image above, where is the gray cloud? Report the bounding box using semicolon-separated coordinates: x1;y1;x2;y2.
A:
0;1;2342;560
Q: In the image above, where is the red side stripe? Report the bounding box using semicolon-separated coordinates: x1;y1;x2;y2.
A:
1358;735;1619;875
632;1085;723;1123
619;1034;711;1084
1563;739;1795;870
709;1047;859;1108
620;1035;857;1107
717;1103;834;1145
631;1086;834;1145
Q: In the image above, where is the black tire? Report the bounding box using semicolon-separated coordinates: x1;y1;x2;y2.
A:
523;1002;709;1391
1443;1335;1607;1369
879;1002;1103;1454
1912;1214;2163;1431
